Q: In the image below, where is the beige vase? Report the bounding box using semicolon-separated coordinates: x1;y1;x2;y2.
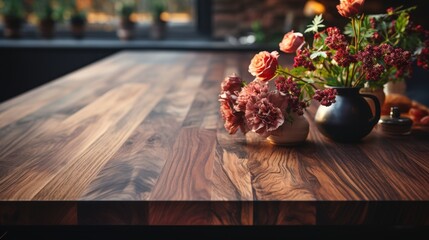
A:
360;87;386;116
384;80;407;95
267;113;309;146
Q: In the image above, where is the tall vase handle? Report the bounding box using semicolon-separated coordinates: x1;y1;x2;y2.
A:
360;93;381;127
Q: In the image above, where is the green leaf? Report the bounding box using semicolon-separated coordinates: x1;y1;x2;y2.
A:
395;12;409;35
344;23;354;37
290;67;307;76
305;14;325;33
310;51;327;59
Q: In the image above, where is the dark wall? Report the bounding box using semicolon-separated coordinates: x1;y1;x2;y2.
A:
0;48;117;103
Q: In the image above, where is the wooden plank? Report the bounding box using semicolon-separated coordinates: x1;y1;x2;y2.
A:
81;55;208;200
0;83;148;200
0;202;77;225
150;127;217;200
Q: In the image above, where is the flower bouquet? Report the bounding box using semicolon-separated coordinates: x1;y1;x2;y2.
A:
218;49;336;145
219;0;426;143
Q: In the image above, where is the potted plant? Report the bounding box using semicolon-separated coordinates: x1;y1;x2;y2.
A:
67;1;86;39
1;0;25;38
115;1;136;40
149;0;167;40
34;0;63;39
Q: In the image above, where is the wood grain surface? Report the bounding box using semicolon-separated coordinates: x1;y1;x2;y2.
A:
0;51;428;225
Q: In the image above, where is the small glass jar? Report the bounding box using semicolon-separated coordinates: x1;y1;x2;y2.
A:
378;106;413;135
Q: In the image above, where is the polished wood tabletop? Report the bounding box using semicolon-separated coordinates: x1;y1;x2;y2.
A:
0;51;428;225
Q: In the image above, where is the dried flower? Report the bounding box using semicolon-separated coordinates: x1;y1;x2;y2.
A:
248;51;279;82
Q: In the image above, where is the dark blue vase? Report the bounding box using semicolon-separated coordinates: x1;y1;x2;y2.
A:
314;87;381;142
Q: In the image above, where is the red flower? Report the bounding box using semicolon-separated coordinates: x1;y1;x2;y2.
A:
221;73;242;93
235;81;269;112
248;51;279;82
245;97;284;137
336;0;365;18
220;101;247;134
279;30;305;53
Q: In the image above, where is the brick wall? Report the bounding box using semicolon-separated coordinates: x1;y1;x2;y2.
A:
211;0;428;42
213;0;306;41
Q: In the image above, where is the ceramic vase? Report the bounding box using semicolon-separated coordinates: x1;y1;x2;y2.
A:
315;87;381;142
359;87;385;116
267;113;309;146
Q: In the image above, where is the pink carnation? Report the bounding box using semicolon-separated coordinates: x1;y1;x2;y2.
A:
245;97;284;137
235;81;269;112
220;101;247;134
221;73;243;93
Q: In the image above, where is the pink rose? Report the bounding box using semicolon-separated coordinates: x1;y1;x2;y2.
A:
336;0;365;18
248;51;279;82
279;31;305;53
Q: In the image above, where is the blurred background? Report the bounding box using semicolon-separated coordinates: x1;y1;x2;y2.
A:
1;0;428;103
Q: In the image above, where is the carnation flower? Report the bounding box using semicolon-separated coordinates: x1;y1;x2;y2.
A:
220;101;246;135
245;97;284;137
221;73;242;93
235;81;269;112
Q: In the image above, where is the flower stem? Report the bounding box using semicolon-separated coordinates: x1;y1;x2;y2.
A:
352;72;366;88
345;67;350;87
277;69;322;88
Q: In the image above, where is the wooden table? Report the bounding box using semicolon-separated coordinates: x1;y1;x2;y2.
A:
0;51;428;226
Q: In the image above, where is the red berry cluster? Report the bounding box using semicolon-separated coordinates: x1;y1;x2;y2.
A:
313;89;337;107
417;40;429;70
381;43;412;77
275;76;307;115
325;27;348;50
357;45;384;81
333;48;356;67
293;49;316;71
